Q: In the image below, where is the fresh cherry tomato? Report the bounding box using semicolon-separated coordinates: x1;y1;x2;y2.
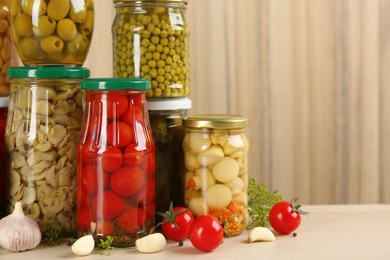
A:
268;199;308;234
105;94;128;119
92;191;124;219
158;203;194;242
117;207;147;233
110;166;145;197
107;121;133;147
100;146;123;172
189;215;224;252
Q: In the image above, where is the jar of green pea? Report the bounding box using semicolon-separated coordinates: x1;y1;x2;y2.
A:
113;0;190;98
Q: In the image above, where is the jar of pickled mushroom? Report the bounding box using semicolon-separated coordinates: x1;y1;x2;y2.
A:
0;1;16;96
148;97;191;222
77;78;155;247
182;114;250;237
10;0;94;66
5;67;90;235
112;0;190;98
0;97;8;218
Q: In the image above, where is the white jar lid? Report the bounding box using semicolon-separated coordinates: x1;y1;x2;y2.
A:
0;96;9;108
147;97;192;110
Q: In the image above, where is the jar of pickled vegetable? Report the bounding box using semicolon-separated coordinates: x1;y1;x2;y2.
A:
113;0;190;98
0;1;16;96
77;78;155;247
148;97;191;221
0;97;8;218
10;0;94;66
182;114;249;237
5;67;90;235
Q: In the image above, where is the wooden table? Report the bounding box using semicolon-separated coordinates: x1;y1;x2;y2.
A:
1;205;389;259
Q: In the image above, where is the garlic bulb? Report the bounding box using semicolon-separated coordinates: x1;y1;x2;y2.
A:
0;202;42;252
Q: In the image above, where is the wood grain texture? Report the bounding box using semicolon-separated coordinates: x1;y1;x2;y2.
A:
85;0;390;204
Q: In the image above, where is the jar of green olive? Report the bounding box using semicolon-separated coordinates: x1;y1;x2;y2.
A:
10;0;94;66
148;97;191;222
113;0;190;98
183;115;250;237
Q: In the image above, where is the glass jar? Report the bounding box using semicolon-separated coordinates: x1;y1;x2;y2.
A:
112;0;190;98
5;67;90;235
0;97;8;218
148;97;191;221
10;0;94;66
77;78;155;247
0;1;16;96
182;114;249;237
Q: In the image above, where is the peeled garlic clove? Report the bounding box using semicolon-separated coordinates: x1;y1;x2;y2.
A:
135;233;166;253
247;227;276;242
0;201;42;252
71;234;95;256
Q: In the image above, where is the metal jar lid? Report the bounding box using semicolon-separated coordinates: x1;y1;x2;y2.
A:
183;114;248;129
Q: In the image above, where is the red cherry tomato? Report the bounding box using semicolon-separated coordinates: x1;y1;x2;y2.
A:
96;220;115;236
110;166;145;197
81;164;110;195
92;191;124;219
100;146;123;172
107;121;133;148
106;94;128;119
268;199;308;234
117;207;147;233
77;207;93;231
121;102;143;126
159;205;194;242
189;215;224;252
124;144;145;166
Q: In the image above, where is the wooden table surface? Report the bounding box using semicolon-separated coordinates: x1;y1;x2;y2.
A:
1;205;389;259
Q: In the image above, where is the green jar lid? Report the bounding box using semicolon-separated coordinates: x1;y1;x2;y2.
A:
81;78;151;90
8;67;90;79
183;114;248;129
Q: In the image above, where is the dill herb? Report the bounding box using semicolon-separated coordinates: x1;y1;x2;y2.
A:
98;236;114;256
44;228;61;246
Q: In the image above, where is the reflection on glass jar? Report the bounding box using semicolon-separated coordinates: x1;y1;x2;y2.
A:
183;114;250;237
112;0;190;98
0;97;8;218
77;78;155;247
10;0;94;66
5;67;90;235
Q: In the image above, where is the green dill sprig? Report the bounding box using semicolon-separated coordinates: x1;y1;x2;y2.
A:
247;176;283;228
44;228;61;246
98;236;114;256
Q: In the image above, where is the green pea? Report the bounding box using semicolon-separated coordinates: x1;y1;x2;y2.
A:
33;16;56;37
153;52;160;60
148;60;156;68
149;68;157;78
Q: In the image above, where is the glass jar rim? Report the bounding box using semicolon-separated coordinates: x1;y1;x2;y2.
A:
8;67;90;79
183;114;249;129
81;78;151;90
113;0;188;4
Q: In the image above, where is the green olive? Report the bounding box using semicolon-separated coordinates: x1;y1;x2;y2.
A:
21;0;47;16
113;6;190;97
32;16;56;37
57;18;77;41
47;0;70;21
18;37;39;58
13;13;32;37
70;1;87;23
79;10;94;35
67;34;88;55
40;35;64;54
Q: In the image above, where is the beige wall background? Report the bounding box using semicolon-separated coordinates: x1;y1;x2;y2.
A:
86;0;390;204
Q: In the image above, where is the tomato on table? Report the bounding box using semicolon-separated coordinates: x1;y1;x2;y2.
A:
268;198;308;234
92;191;124;219
189;215;224;252
110;166;146;197
100;146;123;172
158;203;194;242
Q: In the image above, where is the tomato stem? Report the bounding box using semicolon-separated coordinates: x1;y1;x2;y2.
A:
290;198;309;216
156;202;184;229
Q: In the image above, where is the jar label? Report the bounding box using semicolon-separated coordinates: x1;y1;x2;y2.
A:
169;12;184;30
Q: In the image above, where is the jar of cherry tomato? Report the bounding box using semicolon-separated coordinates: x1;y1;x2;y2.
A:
182;114;249;237
0;97;8;218
77;78;155;247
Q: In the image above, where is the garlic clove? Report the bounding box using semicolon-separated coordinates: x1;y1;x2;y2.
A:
71;234;95;256
135;233;166;253
0;201;42;252
247;227;276;243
